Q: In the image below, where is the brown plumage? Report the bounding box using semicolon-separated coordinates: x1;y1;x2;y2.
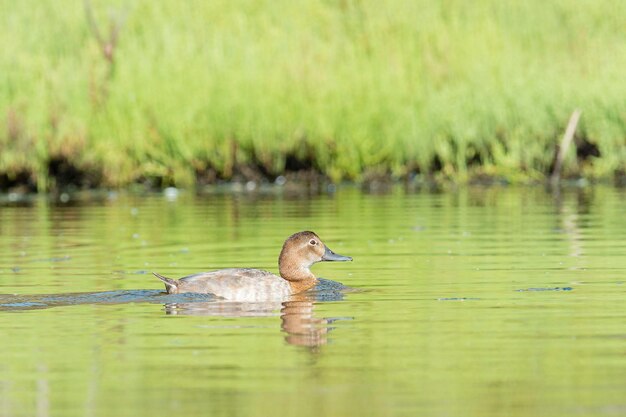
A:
153;231;352;301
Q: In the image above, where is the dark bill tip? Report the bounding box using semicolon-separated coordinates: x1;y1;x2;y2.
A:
322;245;353;262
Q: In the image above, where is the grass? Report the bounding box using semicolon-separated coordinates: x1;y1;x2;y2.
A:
1;0;626;190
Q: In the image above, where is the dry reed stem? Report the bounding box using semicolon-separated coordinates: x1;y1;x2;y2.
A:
551;109;582;185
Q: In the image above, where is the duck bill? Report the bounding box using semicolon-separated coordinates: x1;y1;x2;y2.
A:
322;246;353;262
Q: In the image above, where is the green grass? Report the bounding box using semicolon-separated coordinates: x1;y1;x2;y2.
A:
1;0;626;189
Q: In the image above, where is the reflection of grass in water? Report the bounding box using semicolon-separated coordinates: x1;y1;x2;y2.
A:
2;0;626;189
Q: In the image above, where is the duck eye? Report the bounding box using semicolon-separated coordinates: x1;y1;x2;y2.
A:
309;239;317;245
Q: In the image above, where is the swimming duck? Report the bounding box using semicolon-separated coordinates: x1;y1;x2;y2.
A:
153;231;352;301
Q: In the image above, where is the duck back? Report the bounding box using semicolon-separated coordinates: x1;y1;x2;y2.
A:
158;268;292;301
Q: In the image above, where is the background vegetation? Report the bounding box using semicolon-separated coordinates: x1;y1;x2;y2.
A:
1;0;625;190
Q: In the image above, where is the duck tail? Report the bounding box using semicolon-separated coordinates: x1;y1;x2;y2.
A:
153;272;179;294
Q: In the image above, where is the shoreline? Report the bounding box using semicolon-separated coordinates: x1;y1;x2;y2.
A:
1;167;624;204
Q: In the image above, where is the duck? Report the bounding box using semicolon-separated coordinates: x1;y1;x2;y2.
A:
153;231;352;301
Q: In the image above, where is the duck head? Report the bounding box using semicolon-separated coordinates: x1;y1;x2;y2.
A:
278;231;352;284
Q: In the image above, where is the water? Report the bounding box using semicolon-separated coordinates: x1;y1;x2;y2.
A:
1;186;625;417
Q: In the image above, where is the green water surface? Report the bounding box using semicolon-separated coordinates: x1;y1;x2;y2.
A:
1;186;625;417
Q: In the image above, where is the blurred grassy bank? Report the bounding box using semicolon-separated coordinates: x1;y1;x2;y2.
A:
1;0;625;190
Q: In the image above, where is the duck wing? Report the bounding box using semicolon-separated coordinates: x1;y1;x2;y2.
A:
161;268;291;301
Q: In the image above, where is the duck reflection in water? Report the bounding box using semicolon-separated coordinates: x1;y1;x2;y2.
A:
162;285;349;348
